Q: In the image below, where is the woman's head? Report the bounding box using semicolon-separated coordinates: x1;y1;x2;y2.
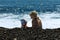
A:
30;11;38;19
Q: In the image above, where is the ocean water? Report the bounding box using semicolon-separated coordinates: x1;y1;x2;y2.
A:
0;0;60;29
0;10;60;29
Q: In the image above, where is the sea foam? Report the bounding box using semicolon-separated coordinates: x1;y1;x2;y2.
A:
0;12;60;29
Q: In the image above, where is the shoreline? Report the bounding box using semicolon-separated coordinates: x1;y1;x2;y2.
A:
0;27;60;40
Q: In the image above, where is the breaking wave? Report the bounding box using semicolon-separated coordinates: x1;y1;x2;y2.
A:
0;11;60;29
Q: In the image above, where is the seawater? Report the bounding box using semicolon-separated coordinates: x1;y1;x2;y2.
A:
0;11;60;29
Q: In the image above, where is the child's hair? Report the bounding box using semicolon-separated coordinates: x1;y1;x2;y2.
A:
21;19;27;25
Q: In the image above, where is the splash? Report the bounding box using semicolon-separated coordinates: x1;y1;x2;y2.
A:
0;12;60;29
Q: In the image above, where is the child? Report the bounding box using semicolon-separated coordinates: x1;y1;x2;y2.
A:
21;19;27;28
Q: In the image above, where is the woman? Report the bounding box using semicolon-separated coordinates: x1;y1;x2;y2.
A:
30;11;42;29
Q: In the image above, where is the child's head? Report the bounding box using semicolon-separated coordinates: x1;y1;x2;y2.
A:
21;19;27;26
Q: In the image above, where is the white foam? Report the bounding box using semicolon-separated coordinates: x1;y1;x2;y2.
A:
0;12;60;29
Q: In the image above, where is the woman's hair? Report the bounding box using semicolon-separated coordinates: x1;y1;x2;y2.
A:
30;11;38;17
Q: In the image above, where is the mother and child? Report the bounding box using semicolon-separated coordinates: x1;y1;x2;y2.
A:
21;11;42;29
